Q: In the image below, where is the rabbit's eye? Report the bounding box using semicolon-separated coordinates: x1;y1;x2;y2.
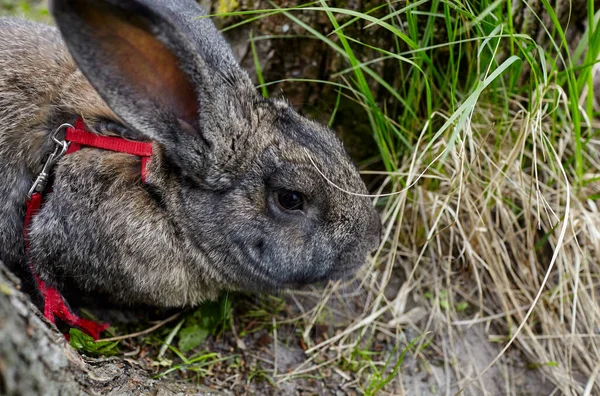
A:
276;190;305;211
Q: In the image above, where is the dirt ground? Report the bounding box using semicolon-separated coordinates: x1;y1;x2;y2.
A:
2;259;558;395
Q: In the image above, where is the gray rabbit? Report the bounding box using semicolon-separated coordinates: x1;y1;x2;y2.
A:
0;0;380;313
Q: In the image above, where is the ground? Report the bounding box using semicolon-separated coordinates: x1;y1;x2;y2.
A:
0;259;560;395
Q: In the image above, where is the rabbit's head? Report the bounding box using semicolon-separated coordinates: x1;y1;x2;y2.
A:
51;0;381;291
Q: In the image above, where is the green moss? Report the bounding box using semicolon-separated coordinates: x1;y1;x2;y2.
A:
0;0;50;21
217;0;239;14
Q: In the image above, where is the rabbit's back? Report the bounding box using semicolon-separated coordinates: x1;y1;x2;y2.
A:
0;18;67;131
0;18;114;273
0;19;114;131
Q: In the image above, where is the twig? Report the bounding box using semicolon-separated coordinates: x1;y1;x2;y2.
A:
97;312;182;342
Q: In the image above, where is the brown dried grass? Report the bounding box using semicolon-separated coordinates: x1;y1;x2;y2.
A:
282;84;600;394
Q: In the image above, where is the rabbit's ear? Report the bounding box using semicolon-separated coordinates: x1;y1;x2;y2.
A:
50;0;255;156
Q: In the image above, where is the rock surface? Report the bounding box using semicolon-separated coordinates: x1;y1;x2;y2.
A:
0;261;217;395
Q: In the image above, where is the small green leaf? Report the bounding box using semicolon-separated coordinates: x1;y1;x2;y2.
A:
178;325;210;353
69;328;119;356
587;193;600;201
439;299;449;310
177;295;233;352
528;361;559;369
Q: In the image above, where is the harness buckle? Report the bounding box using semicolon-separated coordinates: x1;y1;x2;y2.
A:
27;123;72;199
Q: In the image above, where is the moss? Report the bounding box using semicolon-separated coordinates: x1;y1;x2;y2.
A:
217;0;239;14
0;0;50;21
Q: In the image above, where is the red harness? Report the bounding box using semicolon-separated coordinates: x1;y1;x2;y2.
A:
25;118;153;340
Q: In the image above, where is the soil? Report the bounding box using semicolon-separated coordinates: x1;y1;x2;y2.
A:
1;260;557;395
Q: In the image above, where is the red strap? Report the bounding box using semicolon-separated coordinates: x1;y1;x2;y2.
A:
39;282;109;340
25;193;109;340
66;118;153;157
25;119;153;339
24;193;42;241
66;119;153;180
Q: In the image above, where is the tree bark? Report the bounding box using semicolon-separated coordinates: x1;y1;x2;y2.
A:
0;261;222;396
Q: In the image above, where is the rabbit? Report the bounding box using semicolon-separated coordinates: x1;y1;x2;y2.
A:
0;0;381;309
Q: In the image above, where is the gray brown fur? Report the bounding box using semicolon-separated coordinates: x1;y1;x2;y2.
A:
0;0;380;308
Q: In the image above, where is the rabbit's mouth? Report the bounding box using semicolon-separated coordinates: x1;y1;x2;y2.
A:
231;244;366;291
226;242;318;290
221;207;381;290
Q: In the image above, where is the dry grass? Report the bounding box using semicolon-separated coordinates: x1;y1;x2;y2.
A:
272;84;600;394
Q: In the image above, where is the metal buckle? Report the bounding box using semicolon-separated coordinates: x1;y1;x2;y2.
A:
27;123;72;199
